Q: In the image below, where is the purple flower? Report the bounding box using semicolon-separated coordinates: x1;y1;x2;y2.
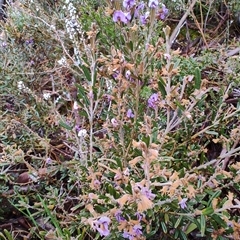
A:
179;198;188;209
92;216;111;237
29;60;35;66
26;38;34;45
227;221;234;228
135;212;145;221
123;231;133;240
147;93;159;109
140;11;149;25
46;157;52;165
148;0;158;8
112;70;120;79
158;4;169;20
134;2;145;17
111;118;118;127
133;224;142;237
94;179;101;188
115;210;125;222
126;109;134;118
113;10;130;24
141;187;156;200
125;70;131;79
123;0;135;9
1;42;7;48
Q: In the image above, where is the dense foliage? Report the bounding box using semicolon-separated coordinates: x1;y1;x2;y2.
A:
0;0;240;239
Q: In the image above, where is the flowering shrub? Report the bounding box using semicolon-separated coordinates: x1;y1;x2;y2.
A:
0;0;240;239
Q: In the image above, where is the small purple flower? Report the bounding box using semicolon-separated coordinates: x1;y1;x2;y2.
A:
92;216;111;237
133;224;142;237
158;4;169;20
123;231;133;240
125;12;131;22
112;70;120;80
115;210;125;222
227;221;234;228
134;2;145;18
148;0;158;8
135;212;145;221
111;118;118;127
127;109;134;118
113;10;130;24
147;93;159;109
123;0;135;9
29;60;35;66
94;179;101;188
1;42;7;48
179;198;188;209
46;157;52;165
141;187;156;200
26;38;34;45
140;11;149;25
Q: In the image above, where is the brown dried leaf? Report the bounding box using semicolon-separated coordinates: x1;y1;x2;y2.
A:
137;195;153;212
17;172;30;183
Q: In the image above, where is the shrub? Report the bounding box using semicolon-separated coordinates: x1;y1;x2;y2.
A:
0;0;240;239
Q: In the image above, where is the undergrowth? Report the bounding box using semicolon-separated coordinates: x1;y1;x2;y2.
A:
0;0;240;239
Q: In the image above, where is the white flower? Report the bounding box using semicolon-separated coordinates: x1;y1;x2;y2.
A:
43;92;51;100
78;129;87;138
54;96;62;104
57;56;67;66
73;101;79;110
17;81;25;90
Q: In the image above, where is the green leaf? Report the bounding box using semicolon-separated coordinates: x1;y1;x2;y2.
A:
202;207;214;215
194;67;201;89
200;215;206;237
208;190;221;207
59;120;73;130
211;214;227;228
77;85;90;106
3;229;13;240
175;100;185;111
158;77;166;98
161;221;167;233
164;213;169;223
174;215;183;228
179;230;188;240
128;41;133;51
185;223;197;235
205;130;219;136
81;65;91;82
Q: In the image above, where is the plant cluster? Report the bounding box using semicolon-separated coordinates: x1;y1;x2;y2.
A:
0;0;240;239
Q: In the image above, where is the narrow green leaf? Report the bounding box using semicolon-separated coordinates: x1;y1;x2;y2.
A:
179;230;188;240
208;190;221;206
202;206;214;216
175;100;185;111
200;214;206;237
174;215;183;228
164;213;169;223
3;230;13;240
81;65;91;82
0;232;7;240
161;221;167;233
205;130;219;136
185;223;197;235
211;214;227;228
194;67;201;89
59;120;73;130
77;85;90;106
158;77;166;98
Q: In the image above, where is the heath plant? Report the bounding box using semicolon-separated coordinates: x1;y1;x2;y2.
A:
0;0;240;239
